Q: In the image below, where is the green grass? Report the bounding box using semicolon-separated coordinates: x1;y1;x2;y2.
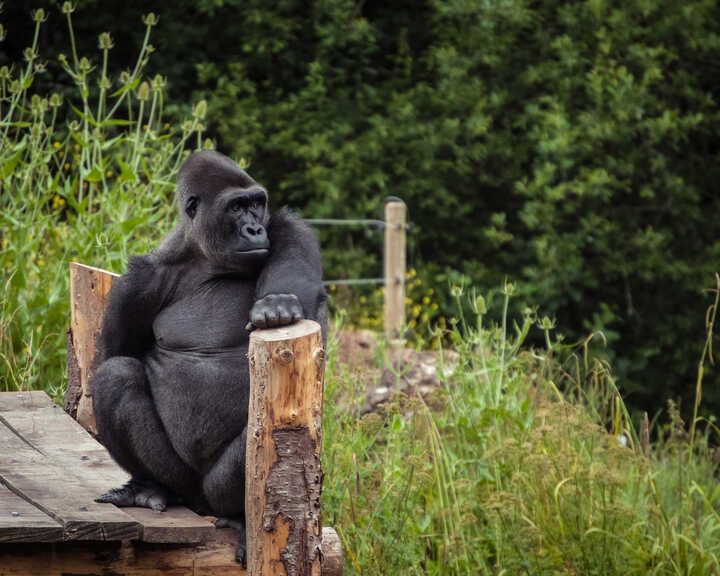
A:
322;281;720;575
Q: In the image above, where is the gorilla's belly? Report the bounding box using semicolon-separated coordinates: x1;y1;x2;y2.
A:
145;346;248;474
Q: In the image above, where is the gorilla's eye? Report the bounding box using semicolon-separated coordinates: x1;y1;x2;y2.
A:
229;198;246;212
185;196;198;219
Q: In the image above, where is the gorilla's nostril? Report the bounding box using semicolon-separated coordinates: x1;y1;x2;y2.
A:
242;224;266;240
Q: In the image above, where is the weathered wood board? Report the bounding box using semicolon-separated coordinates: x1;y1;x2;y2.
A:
0;528;247;576
0;391;215;544
67;262;119;433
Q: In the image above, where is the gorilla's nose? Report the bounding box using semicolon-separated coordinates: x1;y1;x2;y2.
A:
241;224;267;245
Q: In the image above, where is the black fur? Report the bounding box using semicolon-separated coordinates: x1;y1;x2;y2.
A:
91;151;326;562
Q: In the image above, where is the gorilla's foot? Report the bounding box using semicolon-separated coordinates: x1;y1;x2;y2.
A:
215;517;246;567
96;479;169;512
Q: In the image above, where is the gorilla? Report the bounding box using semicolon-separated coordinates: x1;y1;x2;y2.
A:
90;150;326;564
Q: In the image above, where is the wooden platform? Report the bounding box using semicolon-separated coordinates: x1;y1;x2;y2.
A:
0;390;247;575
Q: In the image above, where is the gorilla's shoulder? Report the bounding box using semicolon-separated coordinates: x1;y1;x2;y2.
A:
268;207;315;239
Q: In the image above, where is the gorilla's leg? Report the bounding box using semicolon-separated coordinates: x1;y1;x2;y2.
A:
92;357;202;511
203;428;247;565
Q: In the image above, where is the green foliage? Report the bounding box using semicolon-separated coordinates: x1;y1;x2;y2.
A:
0;7;205;397
323;284;720;575
5;1;719;416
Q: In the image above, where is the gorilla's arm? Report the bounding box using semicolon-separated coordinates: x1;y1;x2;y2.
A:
99;255;168;361
251;208;326;327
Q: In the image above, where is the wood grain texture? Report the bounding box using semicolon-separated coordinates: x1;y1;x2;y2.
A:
0;484;62;543
246;320;326;576
68;262;119;434
0;528;248;576
0;394;140;541
0;391;215;544
383;201;406;344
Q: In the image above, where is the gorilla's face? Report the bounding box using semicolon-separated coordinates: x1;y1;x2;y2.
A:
177;151;272;274
186;184;270;272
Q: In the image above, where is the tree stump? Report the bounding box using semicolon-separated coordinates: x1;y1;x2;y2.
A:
246;320;340;576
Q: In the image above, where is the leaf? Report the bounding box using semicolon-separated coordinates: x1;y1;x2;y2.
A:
84;167;104;182
1;147;25;180
120;216;147;233
117;159;137;184
109;76;142;98
71;105;98;127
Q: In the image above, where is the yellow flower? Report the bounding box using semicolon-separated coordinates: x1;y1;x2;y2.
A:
405;297;412;305
52;195;65;209
431;303;438;310
64;163;70;171
409;319;416;328
106;170;113;178
329;284;336;292
58;150;64;158
406;267;416;279
53;141;60;149
359;296;366;303
412;305;421;318
38;259;46;266
422;296;430;305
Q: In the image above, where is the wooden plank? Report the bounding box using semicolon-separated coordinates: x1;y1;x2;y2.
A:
0;529;248;576
68;262;119;434
0;398;140;541
0;391;215;544
127;506;216;544
0;483;62;543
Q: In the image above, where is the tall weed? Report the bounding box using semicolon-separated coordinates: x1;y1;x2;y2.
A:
0;6;206;396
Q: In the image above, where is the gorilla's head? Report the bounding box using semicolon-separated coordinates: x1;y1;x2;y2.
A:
177;151;270;272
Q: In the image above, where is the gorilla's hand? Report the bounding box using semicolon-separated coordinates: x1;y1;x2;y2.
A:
246;293;303;330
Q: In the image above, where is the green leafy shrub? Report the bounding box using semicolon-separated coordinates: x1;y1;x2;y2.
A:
0;6;206;397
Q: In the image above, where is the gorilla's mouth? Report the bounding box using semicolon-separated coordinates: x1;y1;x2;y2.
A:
236;248;269;255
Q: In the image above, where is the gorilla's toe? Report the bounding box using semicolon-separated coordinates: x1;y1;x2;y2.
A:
236;541;247;567
96;485;136;507
96;479;168;511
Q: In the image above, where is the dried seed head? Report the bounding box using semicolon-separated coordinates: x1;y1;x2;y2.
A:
142;13;158;27
78;57;91;72
151;74;165;92
203;138;214;150
0;66;10;80
136;81;150;101
119;69;131;84
23;47;37;62
49;93;62;108
192;99;207;120
58;53;68;67
98;75;111;90
98;32;113;51
32;8;47;22
61;2;75;15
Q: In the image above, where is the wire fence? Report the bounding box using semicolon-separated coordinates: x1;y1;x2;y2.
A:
303;218;389;287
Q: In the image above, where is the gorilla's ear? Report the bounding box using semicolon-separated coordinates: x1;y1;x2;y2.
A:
185;196;198;219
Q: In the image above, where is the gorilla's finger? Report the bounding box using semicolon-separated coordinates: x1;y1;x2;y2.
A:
245;322;255;331
263;308;278;327
277;306;292;326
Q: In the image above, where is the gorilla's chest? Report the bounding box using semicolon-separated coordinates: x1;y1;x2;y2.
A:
152;277;254;351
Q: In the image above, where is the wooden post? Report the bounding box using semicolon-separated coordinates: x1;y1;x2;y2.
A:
246;320;341;576
384;200;406;344
66;263;119;434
